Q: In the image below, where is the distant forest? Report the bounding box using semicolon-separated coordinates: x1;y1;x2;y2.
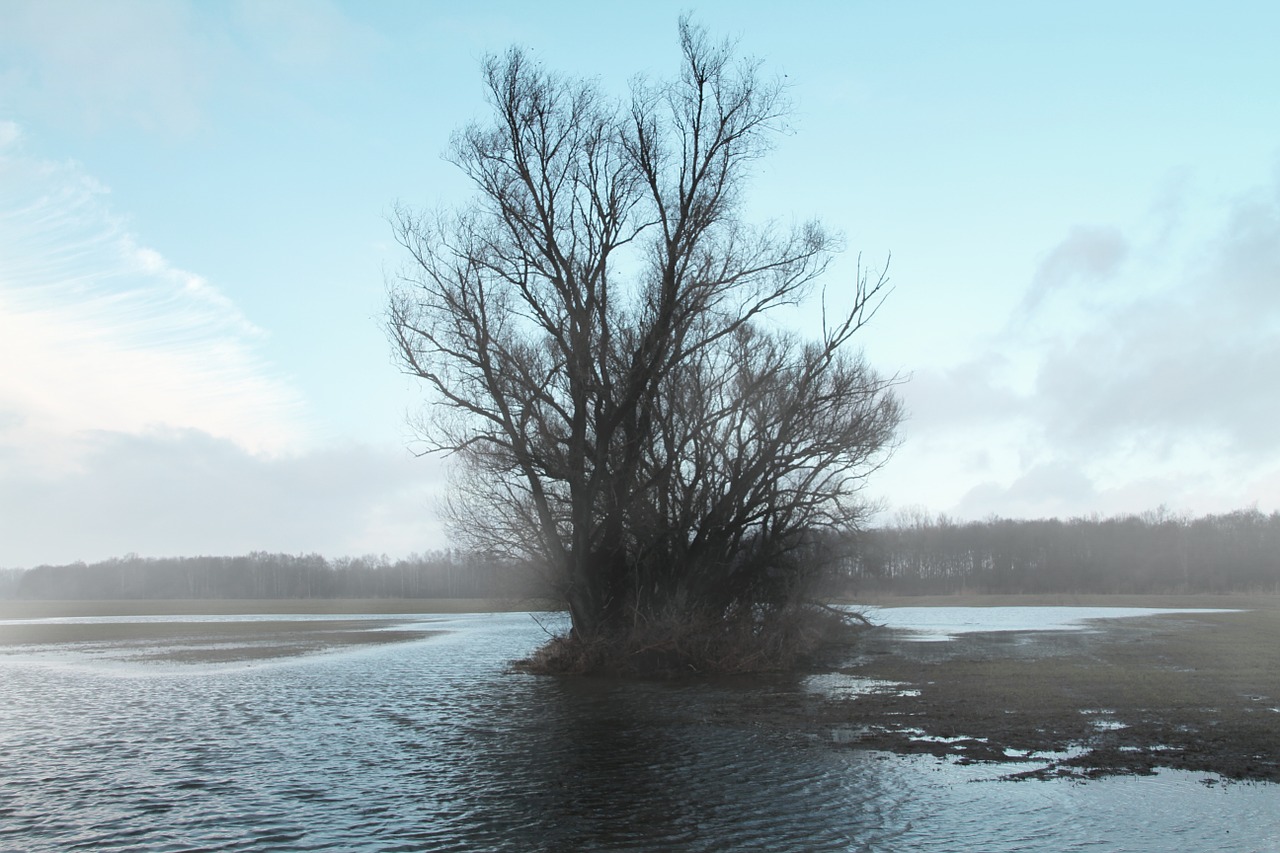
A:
0;551;551;601
1;509;1277;600
842;508;1280;595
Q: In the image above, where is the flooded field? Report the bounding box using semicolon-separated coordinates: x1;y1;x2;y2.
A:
1;608;1277;851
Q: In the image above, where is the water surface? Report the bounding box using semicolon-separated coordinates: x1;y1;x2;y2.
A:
862;604;1235;640
1;610;1276;851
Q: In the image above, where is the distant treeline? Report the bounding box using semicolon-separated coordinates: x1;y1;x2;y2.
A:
0;551;553;601
3;508;1277;600
841;508;1280;595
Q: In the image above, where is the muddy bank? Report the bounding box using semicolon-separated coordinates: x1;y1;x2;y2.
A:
0;618;441;664
791;607;1280;781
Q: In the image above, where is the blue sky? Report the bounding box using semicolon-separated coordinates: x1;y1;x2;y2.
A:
2;1;1278;567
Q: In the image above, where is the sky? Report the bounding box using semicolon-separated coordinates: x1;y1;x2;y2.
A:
2;1;1278;568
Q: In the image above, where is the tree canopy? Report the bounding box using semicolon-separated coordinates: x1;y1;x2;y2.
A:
388;21;901;672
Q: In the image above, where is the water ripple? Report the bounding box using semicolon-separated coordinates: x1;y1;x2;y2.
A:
1;612;1278;851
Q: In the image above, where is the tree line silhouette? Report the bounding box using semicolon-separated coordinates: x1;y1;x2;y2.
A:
3;508;1276;601
838;508;1280;595
0;551;551;601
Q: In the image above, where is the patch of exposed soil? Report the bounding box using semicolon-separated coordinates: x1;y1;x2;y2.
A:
780;609;1280;781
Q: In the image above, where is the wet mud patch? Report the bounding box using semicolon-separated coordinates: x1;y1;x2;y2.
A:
0;619;441;664
774;609;1280;782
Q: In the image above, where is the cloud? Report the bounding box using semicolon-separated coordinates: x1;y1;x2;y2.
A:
0;429;446;568
0;0;216;133
1201;178;1280;313
0;124;454;566
1032;299;1280;455
1029;173;1280;457
880;165;1280;522
955;461;1099;520
0;128;308;472
903;356;1027;429
953;451;1280;524
1019;225;1128;314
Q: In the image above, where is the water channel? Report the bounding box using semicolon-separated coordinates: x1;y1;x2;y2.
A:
1;609;1276;851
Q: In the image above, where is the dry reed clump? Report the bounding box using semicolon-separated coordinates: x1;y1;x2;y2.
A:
515;604;867;677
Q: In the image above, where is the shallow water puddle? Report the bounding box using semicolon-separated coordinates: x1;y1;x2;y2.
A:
859;605;1241;640
802;672;913;699
1082;709;1130;731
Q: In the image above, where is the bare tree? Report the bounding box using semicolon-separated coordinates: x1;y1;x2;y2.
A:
388;20;901;668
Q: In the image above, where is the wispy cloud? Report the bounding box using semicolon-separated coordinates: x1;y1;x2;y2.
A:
0;125;308;464
0;123;455;567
